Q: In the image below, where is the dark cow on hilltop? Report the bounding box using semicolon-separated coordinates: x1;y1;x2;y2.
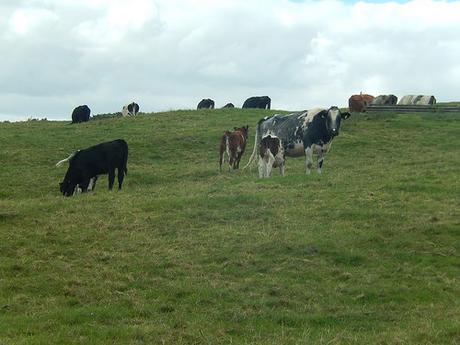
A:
348;93;374;113
122;102;140;116
245;107;351;174
219;126;249;171
222;103;235;109
371;94;398;106
56;139;128;197
258;135;285;178
242;96;271;109
71;105;90;123
197;99;215;109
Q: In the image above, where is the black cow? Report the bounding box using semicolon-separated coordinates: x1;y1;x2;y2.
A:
197;99;215;109
122;102;140;116
57;139;128;196
71;105;90;123
245;107;351;174
242;96;271;109
222;103;235;109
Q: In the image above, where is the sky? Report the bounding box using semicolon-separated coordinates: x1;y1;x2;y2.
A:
1;0;460;121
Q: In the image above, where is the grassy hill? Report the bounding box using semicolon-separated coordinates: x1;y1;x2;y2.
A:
1;108;459;344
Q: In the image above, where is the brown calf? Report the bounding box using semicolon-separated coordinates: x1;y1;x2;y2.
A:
258;135;285;178
219;126;249;171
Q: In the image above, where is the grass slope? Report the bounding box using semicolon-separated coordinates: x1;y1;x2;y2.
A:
1;109;459;344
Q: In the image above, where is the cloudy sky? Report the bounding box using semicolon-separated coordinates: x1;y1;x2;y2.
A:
1;0;460;121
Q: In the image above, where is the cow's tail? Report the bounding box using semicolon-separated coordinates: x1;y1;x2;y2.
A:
242;120;261;170
55;151;78;167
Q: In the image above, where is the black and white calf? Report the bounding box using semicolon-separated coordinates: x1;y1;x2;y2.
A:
122;102;140;116
57;139;128;196
245;106;351;174
258;135;285;178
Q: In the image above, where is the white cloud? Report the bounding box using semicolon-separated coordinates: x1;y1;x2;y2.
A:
1;0;460;120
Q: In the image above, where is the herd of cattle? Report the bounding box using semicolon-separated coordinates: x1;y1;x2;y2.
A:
59;92;439;195
348;93;436;113
62;91;435;195
59;95;353;195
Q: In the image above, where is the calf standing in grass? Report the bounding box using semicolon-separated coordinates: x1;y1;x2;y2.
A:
219;126;249;171
258;135;285;178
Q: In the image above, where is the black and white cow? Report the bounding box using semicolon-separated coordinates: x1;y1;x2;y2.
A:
56;139;128;196
71;105;90;123
122;102;140;116
242;96;271;109
258;135;285;178
245;106;351;174
197;99;215;109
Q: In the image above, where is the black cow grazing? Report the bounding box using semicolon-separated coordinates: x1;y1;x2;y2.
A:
258;135;285;178
57;139;128;197
245;107;351;174
242;96;271;109
197;99;215;109
222;103;235;109
122;102;140;116
71;105;90;123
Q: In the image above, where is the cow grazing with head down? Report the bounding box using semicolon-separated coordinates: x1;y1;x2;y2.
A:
122;102;140;116
222;103;235;109
57;139;128;197
219;126;249;171
245;106;351;175
71;105;90;123
197;99;215;109
242;96;271;109
258;135;285;178
348;93;374;112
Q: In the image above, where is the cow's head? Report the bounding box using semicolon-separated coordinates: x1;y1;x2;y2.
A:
322;106;351;137
59;179;76;197
234;125;249;140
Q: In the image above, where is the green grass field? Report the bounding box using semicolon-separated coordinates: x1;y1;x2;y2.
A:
1;108;459;344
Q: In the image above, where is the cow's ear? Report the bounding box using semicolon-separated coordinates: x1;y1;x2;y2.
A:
341;112;351;119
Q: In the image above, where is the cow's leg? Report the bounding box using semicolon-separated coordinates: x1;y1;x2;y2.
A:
219;147;225;172
266;152;275;177
108;169;115;190
280;162;285;177
305;146;313;175
117;168;125;190
317;149;325;174
258;156;266;178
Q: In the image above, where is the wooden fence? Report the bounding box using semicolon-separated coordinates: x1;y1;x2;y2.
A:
366;105;460;113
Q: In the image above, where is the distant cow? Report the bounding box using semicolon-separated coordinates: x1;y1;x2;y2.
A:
57;139;128;197
122;102;140;116
348;93;374;112
245;107;351;174
371;94;398;105
242;96;271;109
71;105;91;123
219;126;249;171
197;99;215;109
258;135;285;178
398;95;436;106
222;103;235;109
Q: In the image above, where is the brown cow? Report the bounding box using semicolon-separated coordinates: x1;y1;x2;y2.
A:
258;135;285;178
348;93;374;112
219;125;249;171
